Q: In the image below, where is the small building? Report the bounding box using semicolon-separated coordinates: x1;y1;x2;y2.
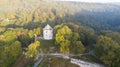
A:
43;24;53;40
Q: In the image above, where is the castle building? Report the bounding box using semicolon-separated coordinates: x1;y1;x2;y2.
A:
43;24;53;40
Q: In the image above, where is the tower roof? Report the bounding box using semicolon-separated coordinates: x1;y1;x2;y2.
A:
44;24;53;30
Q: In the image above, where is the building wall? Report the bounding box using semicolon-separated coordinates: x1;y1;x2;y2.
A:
43;29;53;40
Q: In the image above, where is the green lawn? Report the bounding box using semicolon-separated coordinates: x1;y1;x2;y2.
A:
39;39;59;53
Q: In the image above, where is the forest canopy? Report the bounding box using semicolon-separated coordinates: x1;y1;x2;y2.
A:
0;0;120;67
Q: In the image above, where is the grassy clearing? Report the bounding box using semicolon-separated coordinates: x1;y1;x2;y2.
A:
39;39;58;53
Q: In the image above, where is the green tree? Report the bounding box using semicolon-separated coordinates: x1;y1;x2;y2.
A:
72;41;85;54
106;32;120;45
0;41;22;67
2;31;18;44
79;25;95;46
70;33;85;54
94;35;120;67
18;34;31;47
10;41;22;59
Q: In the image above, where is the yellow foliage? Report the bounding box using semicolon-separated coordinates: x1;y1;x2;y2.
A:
34;27;42;36
55;25;72;54
26;41;40;58
60;40;70;54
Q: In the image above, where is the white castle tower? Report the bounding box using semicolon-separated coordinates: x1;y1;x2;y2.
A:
43;24;53;40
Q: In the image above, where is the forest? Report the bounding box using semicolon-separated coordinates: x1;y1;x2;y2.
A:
0;0;120;67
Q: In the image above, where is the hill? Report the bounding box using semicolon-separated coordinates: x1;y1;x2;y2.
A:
0;0;120;32
0;1;120;67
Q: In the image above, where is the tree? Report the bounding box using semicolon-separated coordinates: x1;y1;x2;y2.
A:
0;41;22;67
55;24;85;54
26;41;40;58
34;27;42;36
60;40;70;54
70;33;85;54
2;31;18;44
94;35;120;67
18;34;31;47
78;25;95;46
10;41;22;59
55;25;72;54
106;32;120;45
72;41;85;54
28;30;34;38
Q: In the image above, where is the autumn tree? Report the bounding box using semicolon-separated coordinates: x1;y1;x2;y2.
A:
27;30;35;43
60;40;71;54
55;24;85;54
26;41;40;58
55;25;72;54
34;27;42;36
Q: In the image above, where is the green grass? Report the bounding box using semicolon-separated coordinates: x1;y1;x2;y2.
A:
39;39;58;53
40;39;55;48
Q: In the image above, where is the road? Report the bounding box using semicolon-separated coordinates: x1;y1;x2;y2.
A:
71;58;105;67
33;49;44;67
33;54;44;67
33;53;105;67
45;53;105;67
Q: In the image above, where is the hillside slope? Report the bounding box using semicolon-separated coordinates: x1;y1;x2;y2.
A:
0;0;120;31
